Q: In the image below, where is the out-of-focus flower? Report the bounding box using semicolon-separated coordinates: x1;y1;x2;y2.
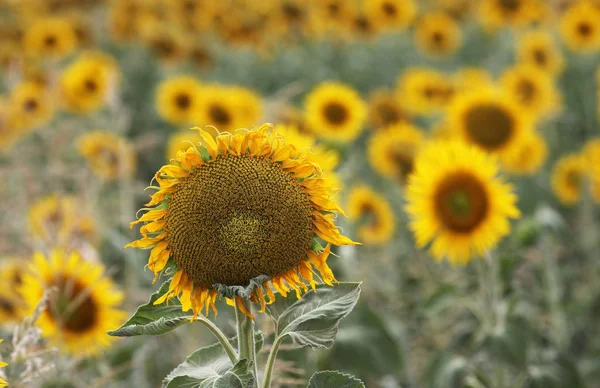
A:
502;131;548;175
8;81;55;131
396;68;455;116
347;185;396;245
551;153;587;206
478;0;544;30
414;12;462;57
366;0;417;31
156;76;203;125
22;17;77;59
516;30;564;76
368;89;411;130
77;130;136;180
560;1;600;52
500;64;561;118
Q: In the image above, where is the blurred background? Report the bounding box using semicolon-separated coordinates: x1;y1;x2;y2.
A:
1;0;600;387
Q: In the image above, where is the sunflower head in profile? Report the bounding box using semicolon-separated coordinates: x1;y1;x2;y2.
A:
500;64;560;118
368;122;424;185
551;153;587;206
368;89;410;130
516;30;564;76
23;17;77;59
347;185;396;246
560;1;600;52
414;12;462;58
502;131;548;175
78;130;136;180
366;0;417;31
19;250;125;355
406;141;520;264
447;88;533;164
305;82;367;142
126;124;358;319
396;68;455;116
156;76;203;125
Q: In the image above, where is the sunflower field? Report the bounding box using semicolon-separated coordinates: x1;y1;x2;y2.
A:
2;0;600;387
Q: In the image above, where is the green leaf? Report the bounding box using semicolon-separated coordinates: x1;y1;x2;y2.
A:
307;371;365;388
266;283;361;349
108;281;193;337
483;317;529;369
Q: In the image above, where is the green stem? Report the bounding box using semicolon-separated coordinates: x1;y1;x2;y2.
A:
541;232;566;349
262;335;285;388
196;315;238;364
235;299;258;381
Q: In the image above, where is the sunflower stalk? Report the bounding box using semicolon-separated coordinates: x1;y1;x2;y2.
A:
195;315;238;364
235;298;258;382
541;231;567;349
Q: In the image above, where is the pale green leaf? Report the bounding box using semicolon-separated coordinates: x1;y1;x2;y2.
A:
307;371;365;388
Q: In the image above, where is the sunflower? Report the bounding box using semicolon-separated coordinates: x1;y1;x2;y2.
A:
275;123;341;173
478;0;543;30
166;130;202;161
368;89;410;130
349;9;381;40
78;130;136;180
406;141;520;264
551;153;587;206
366;0;417;31
0;340;6;387
516;30;564;76
126;125;358;319
559;1;600;52
368;123;425;185
414;12;462;57
7;81;55;132
583;139;600;202
396;68;455;116
305;82;367;142
447;88;533;164
229;86;264;128
500;64;561;118
453;68;495;95
19;250;125;355
502;131;548;175
60;52;120;114
347;185;396;245
188;40;215;70
156;76;203;125
0;284;26;325
195;85;248;133
141;24;190;64
22;17;77;59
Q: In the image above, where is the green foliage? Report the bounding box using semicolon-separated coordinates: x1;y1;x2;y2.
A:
307;371;365;388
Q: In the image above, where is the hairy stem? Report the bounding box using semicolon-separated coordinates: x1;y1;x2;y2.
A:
262;335;285;388
235;299;258;380
196;315;238;364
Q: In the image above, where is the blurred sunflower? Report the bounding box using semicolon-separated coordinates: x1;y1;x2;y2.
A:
447;89;533;164
516;30;564;76
126;125;358;319
414;12;462;57
406;141;520;264
502;131;548;175
551;154;587;205
60;52;119;114
142;25;190;64
156;76;203;125
453;68;495;95
78;130;136;180
396;68;455;116
350;10;381;40
366;0;417;31
23;17;77;59
276;123;341;173
500;64;560;118
560;1;600;52
188;40;215;70
479;0;542;29
583;139;600;202
305;82;367;142
8;81;55;131
368;122;424;185
276;105;309;134
347;185;396;246
195;86;246;133
229;86;263;128
0;284;26;325
20;250;125;356
368;89;410;130
0;340;6;387
0;259;26;291
166;130;202;161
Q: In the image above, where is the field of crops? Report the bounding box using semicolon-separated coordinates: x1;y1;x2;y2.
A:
1;0;600;387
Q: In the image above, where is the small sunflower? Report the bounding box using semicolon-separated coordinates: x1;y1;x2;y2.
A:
195;86;247;133
453;68;495;95
500;64;561;118
23;17;77;59
551;153;587;206
502;131;548;175
305;82;367;142
156;76;203;125
516;30;564;76
368;123;424;185
414;12;462;57
166;130;202;162
142;25;190;64
20;250;125;355
347;185;396;246
8;81;55;131
406;141;520;264
560;1;600;52
60;52;120;114
368;89;410;130
350;10;381;40
479;0;543;30
126;125;358;319
396;68;455;116
447;88;533;164
229;86;263;128
366;0;417;31
78;130;136;180
0;284;26;325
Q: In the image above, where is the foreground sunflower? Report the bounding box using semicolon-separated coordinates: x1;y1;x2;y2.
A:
20;250;125;355
126;124;358;318
406;141;520;264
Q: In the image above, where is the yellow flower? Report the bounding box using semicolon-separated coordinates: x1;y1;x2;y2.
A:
276;124;341;172
347;185;396;245
23;17;77;59
502;131;548;175
366;0;417;31
583;139;600;202
156;76;203;125
229;86;263;128
414;12;462;57
478;0;543;30
516;30;564;76
195;85;251;133
0;283;27;325
349;10;382;40
406;141;520;264
500;64;561;118
396;68;455;116
368;122;424;185
368;89;410;130
305;82;367;142
453;68;495;95
166;130;202;161
19;250;125;356
126;125;358;320
551;153;587;206
142;25;190;64
60;52;120;114
560;1;600;52
78;130;136;180
0;339;6;387
8;81;55;131
446;88;533;164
